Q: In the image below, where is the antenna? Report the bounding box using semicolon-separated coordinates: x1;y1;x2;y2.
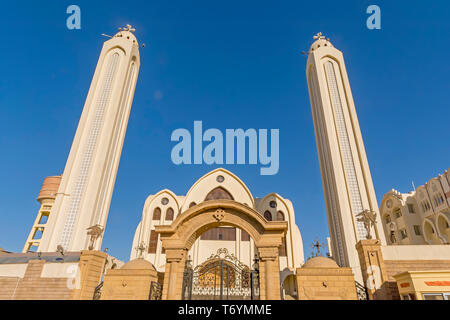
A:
101;33;113;38
412;181;416;191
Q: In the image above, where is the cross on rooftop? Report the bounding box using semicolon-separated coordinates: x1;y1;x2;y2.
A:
119;24;136;33
136;242;146;258
311;238;325;257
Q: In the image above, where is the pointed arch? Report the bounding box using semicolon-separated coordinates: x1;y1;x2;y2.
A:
165;207;174;221
181;168;254;212
277;211;285;221
152;207;161;220
264;211;273;221
205;187;234;201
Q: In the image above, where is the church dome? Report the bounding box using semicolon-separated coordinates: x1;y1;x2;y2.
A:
121;258;156;270
303;256;338;268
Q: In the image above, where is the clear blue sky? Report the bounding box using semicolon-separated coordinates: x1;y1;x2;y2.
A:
0;1;449;261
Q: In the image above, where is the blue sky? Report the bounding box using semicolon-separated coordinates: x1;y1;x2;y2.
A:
0;1;449;261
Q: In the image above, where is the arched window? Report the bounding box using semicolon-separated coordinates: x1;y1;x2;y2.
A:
204;187;234;201
152;207;161;220
264;211;272;221
189;202;196;208
276;211;285;221
165;207;174;221
393;208;402;219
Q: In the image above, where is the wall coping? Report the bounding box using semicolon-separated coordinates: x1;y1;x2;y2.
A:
382;245;450;261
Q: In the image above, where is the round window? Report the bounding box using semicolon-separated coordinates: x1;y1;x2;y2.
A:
386;200;392;208
216;175;225;183
161;197;169;205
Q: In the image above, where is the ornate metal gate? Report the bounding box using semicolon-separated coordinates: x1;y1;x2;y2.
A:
149;281;163;300
182;248;260;300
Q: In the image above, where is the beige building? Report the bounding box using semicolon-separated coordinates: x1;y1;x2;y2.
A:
380;169;450;245
393;270;450;300
130;168;304;299
306;33;386;283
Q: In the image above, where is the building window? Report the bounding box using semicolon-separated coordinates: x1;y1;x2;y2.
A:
393;208;402;219
276;211;285;221
421;201;432;212
385;215;391;224
189;202;196;208
241;230;250;241
264;211;272;221
165;207;174;221
200;227;236;241
413;225;422;236
204;187;234;201
407;204;415;214
152;207;161;220
435;194;445;206
148;230;158;253
423;293;446;300
400;229;408;239
390;231;397;243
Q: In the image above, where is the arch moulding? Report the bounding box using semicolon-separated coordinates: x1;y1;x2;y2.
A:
155;200;288;300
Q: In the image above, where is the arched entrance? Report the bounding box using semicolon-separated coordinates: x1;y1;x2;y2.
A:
181;248;259;300
155;200;287;300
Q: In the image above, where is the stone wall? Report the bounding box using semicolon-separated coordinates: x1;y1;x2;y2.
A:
0;260;74;300
296;267;357;300
0;251;107;300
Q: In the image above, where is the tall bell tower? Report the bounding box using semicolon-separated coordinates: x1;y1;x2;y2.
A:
39;25;141;252
305;33;386;282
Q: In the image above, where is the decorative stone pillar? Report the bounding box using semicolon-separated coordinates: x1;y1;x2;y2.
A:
258;247;281;300
73;250;107;300
162;248;187;300
355;240;388;300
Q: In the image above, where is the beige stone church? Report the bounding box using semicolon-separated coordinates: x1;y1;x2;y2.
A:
1;26;450;301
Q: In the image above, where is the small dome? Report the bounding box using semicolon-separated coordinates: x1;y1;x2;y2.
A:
303;256;339;268
121;258;155;270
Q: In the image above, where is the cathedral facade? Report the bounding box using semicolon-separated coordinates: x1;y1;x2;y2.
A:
129;168;304;299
